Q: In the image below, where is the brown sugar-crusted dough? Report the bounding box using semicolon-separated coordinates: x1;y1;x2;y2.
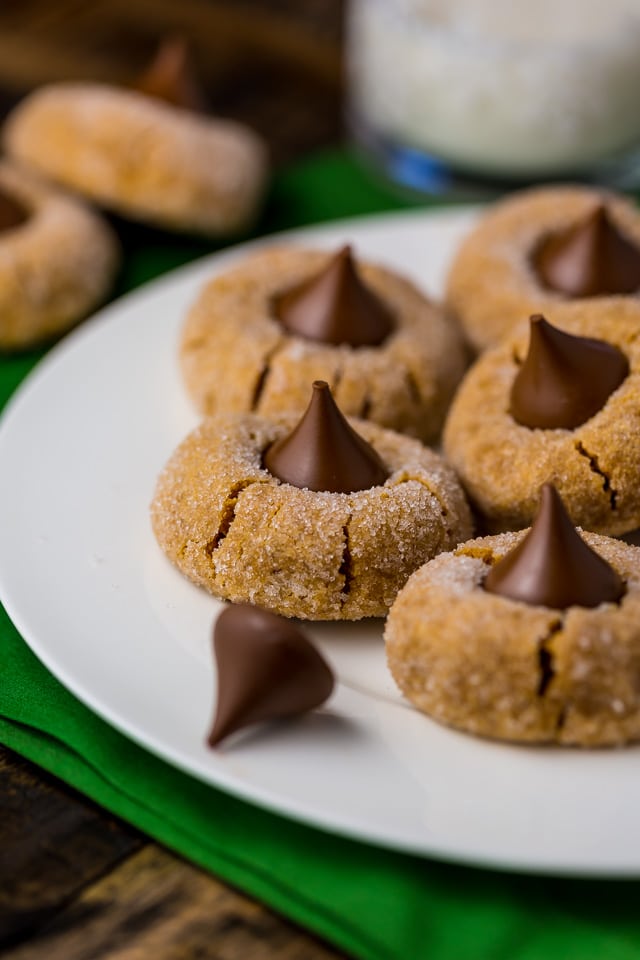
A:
4;83;268;236
446;185;640;351
443;301;640;536
150;412;472;620
180;247;468;444
0;161;119;350
385;531;640;746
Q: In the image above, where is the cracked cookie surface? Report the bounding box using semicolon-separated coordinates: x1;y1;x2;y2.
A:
446;185;640;351
385;531;640;746
150;412;472;620
180;247;467;444
443;301;640;535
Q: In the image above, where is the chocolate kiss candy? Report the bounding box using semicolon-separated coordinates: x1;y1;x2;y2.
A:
484;483;625;610
208;603;335;747
0;187;28;232
133;36;208;113
510;314;628;429
534;204;640;297
273;245;393;346
263;380;388;492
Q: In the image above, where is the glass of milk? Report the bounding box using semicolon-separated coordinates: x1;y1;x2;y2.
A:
347;0;640;195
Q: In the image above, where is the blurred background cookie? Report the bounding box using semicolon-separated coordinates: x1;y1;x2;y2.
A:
3;71;268;236
0;161;119;350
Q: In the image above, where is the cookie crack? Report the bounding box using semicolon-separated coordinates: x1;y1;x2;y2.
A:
251;340;285;412
359;394;372;419
404;369;422;406
204;479;263;556
339;515;353;603
574;440;617;510
537;617;563;697
454;544;496;564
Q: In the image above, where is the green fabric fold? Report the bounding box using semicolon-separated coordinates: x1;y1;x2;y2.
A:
2;150;640;960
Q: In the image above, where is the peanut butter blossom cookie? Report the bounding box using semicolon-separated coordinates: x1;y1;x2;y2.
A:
3;39;268;236
443;310;640;535
385;484;640;747
151;381;472;620
180;245;467;443
446;185;640;351
0;161;119;350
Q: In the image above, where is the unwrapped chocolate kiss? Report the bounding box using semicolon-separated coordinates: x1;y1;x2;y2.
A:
484;483;625;609
273;245;394;346
263;380;389;493
208;603;335;746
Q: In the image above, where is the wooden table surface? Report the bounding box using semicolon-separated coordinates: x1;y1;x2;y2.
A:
0;2;349;957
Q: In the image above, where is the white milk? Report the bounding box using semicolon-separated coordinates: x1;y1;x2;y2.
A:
348;0;640;176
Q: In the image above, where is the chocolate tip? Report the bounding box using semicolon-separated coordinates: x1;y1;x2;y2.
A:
273;245;393;347
263;381;388;493
484;482;625;610
533;202;640;298
511;314;628;430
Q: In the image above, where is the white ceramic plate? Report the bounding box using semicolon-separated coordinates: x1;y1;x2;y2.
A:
1;206;640;877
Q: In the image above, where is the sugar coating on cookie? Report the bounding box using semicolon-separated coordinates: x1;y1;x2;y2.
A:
4;83;268;236
446;185;640;351
150;412;472;620
180;246;468;443
443;301;640;535
385;531;640;746
0;161;119;350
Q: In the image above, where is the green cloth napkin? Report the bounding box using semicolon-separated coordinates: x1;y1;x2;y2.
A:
2;150;640;960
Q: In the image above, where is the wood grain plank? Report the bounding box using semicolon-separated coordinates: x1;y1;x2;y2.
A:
2;845;348;960
0;748;143;948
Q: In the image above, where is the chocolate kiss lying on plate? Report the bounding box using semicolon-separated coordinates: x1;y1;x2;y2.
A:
273;245;394;346
208;603;335;747
533;204;640;297
263;379;389;493
484;482;625;610
510;314;628;429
